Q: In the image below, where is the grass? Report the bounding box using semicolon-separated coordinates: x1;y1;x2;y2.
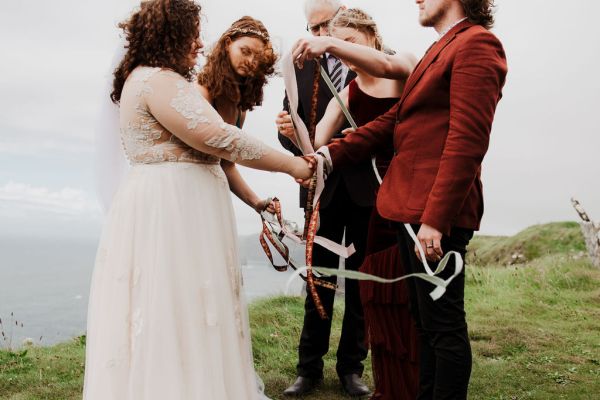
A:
467;221;587;266
1;223;599;399
0;336;86;400
249;297;373;399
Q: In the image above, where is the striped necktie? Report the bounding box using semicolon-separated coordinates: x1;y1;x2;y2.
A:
328;55;343;92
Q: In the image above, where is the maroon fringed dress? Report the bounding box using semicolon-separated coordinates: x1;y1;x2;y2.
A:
347;79;419;400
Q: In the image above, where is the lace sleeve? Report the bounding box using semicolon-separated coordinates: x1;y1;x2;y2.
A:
145;70;268;162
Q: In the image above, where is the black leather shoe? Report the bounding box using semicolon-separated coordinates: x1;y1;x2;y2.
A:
283;376;322;396
340;374;371;397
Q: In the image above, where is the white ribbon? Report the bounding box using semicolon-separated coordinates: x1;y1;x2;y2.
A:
310;56;465;301
280;51;355;259
281;51;315;155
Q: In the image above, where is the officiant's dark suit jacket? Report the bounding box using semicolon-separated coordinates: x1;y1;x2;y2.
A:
278;56;369;380
278;58;370;209
328;21;508;235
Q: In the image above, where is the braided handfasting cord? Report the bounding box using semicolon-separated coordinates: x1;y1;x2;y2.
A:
258;198;336;290
303;59;329;319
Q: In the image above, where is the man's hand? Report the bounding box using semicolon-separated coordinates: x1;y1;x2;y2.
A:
294;155;317;187
415;223;444;262
276;111;295;138
290;155;316;182
292;37;331;67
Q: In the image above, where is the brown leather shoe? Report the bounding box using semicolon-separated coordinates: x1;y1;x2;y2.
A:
283;376;322;396
340;374;371;397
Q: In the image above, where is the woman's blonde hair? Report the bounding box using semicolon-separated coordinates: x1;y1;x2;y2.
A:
329;8;384;51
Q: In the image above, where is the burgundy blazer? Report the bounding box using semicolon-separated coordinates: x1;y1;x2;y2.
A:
328;21;508;236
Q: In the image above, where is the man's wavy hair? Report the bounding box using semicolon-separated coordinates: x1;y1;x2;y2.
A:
197;16;277;112
111;0;201;104
460;0;495;29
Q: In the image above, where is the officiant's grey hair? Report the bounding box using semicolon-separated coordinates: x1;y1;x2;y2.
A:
304;0;342;17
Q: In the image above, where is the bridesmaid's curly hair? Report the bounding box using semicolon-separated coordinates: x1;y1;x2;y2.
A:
460;0;496;29
111;0;201;103
197;16;277;112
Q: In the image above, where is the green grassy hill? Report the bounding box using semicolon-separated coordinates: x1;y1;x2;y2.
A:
467;221;587;266
1;222;599;399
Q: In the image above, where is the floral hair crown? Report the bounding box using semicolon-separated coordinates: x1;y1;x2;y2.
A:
226;27;270;41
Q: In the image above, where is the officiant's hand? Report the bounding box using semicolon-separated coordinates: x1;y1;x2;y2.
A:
416;224;444;262
293;37;331;67
276;111;295;138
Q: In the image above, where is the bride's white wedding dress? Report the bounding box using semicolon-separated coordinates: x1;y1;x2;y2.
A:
83;66;271;399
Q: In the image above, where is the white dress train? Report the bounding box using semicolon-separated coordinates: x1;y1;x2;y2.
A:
83;67;271;399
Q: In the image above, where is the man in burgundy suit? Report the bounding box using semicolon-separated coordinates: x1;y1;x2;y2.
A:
294;0;508;398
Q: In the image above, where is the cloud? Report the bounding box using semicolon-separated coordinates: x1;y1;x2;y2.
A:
1;0;599;239
0;181;101;217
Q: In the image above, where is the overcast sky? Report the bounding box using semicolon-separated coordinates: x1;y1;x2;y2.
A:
0;0;599;241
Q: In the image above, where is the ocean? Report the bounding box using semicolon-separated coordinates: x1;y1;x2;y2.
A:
0;234;305;348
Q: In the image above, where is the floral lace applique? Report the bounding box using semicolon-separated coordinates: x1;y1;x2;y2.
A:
167;78;265;162
131;308;144;351
203;164;229;187
132;67;161;83
96;247;108;265
204;122;267;162
121;68;219;166
170;81;210;129
225;248;245;339
133;67;161;97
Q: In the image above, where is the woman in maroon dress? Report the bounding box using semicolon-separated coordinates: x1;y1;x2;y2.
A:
347;79;420;400
283;8;419;399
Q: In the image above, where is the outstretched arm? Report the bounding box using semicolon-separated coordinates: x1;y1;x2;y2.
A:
314;86;348;148
221;159;274;213
293;36;417;80
325;100;399;170
220;112;274;213
144;70;313;180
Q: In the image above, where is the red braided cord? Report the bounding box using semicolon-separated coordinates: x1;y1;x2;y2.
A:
303;59;328;319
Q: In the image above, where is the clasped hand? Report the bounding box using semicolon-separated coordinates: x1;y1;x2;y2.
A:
290;155;317;183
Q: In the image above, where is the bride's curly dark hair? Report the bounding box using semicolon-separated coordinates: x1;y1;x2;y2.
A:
111;0;202;104
197;16;277;112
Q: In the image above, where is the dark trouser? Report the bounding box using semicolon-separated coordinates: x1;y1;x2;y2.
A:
297;183;371;379
396;224;474;400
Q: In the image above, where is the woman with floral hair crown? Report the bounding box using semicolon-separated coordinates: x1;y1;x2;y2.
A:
83;1;314;399
283;7;420;400
197;16;278;215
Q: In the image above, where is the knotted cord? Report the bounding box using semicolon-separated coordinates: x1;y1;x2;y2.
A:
302;59;328;319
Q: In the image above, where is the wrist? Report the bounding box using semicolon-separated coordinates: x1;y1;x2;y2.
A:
326;37;338;55
250;197;263;211
286;157;300;176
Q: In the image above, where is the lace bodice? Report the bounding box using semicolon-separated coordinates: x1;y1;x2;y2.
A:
119;67;267;165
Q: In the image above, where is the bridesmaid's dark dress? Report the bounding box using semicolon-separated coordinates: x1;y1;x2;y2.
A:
347;79;419;400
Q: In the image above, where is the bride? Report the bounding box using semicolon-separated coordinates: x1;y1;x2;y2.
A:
82;1;313;399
